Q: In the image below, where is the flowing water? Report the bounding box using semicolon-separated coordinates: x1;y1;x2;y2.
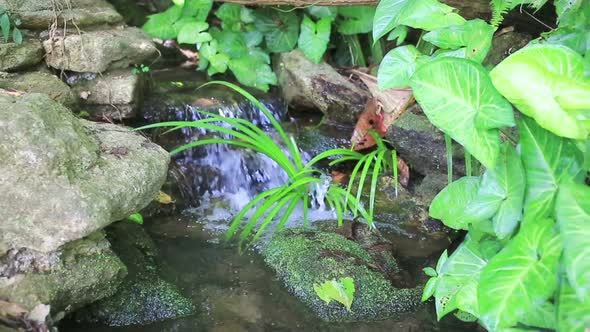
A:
63;69;476;332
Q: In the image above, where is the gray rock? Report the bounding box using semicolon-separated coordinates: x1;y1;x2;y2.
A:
0;231;127;313
275;50;370;125
43;27;157;73
484;31;532;67
0;93;169;253
70;69;145;120
0;71;77;107
0;40;44;72
74;222;196;326
0;0;123;29
386;105;466;177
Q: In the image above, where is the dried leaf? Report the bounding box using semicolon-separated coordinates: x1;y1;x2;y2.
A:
331;170;349;184
397;156;410;187
351;98;386;150
155;191;175;204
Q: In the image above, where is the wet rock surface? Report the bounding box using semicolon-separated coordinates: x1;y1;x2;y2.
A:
73;222;195;326
0;0;123;29
43;27;157;73
0;231;126;313
263;225;422;322
0;93;169;253
275;50;370;125
69;69;145;120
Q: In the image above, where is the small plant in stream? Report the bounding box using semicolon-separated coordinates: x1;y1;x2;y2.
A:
373;0;590;331
138;81;404;244
313;277;356;311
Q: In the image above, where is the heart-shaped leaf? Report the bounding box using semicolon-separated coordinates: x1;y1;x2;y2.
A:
378;45;429;89
518;116;584;221
336;6;375;35
177;21;210;44
373;0;465;41
411;57;514;168
557;279;590;332
465;143;525;239
423;19;495;63
254;9;299;53
229;57;277;92
491;44;590;139
555;180;590;303
430;176;481;230
298;15;331;64
478;218;562;330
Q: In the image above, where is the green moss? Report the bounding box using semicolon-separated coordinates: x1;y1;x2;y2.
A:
264;228;422;322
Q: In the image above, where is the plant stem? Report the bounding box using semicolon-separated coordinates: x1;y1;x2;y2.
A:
345;34;367;67
369;34;384;65
445;133;453;184
465;150;472;177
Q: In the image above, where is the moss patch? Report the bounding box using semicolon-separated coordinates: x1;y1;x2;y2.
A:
263;228;422;322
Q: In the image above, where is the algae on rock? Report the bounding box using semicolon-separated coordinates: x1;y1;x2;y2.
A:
263;227;422;322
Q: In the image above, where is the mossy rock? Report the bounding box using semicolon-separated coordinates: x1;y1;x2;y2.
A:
263;228;422;322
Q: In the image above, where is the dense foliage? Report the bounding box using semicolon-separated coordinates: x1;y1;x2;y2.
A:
142;0;376;90
0;7;22;44
371;0;590;331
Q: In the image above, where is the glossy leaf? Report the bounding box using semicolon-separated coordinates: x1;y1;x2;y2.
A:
557;279;590;332
373;0;465;41
254;9;299;53
491;44;590;139
211;28;248;58
466;143;525;239
143;5;183;39
434;236;488;319
313;277;355;311
181;0;213;21
336;6;375;35
423;19;495;63
127;213;144;225
378;45;427;89
177;21;210;44
555;180;590;302
228;57;277;92
430;176;481;230
12;27;21;45
0;13;10;42
411;57;514;168
478;218;562;330
518;116;584;221
518;301;556;330
298;15;331;64
386;25;409;44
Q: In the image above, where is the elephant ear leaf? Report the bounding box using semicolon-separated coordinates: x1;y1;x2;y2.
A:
555;180;590;303
491;44;590;139
411;57;514;168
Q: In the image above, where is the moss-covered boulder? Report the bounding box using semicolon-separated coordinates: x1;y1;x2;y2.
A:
0;231;126;314
0;93;169;253
43;27;157;73
263;227;422;322
0;71;77;107
0;0;122;29
73;222;196;326
0;40;44;72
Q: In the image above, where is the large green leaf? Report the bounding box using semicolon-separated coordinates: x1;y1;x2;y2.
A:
518;301;556;330
518;116;584;221
478;218;562;331
434;236;488;319
210;28;248;58
557;278;590;332
336;6;375;35
555;180;590;302
378;45;428;89
491;44;590;139
143;5;183;39
423;19;495;63
306;6;338;20
254;9;299;53
229;57;277;92
373;0;465;41
181;0;213;21
466;143;525;239
177;21;210;44
411;57;515;168
298;15;331;64
430;176;481;230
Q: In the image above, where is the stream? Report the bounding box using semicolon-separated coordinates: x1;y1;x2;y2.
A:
62;69;476;332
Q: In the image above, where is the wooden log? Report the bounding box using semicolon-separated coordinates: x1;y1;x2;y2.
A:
214;0;491;19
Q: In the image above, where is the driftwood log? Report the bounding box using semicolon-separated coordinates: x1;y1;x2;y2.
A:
214;0;491;19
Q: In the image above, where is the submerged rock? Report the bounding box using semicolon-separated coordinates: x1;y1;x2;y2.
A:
43;27;157;73
386;105;466;177
0;93;169;253
0;71;77;107
69;69;145;120
0;0;123;29
0;40;44;72
275;50;370;125
263;227;422;322
74;222;196;326
0;231;126;314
